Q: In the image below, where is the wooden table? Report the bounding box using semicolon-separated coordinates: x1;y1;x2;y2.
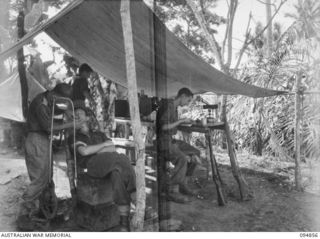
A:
178;122;225;133
115;117;154;127
178;122;227;206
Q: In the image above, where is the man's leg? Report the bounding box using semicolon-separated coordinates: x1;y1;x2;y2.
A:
186;157;198;177
20;133;50;224
174;140;200;195
170;142;199;196
163;142;197;203
168;143;188;186
110;170;131;232
88;153;136;231
87;152;136;194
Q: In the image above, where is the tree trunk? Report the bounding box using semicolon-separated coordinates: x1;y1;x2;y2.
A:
186;0;224;70
120;0;146;231
17;11;29;119
294;73;302;191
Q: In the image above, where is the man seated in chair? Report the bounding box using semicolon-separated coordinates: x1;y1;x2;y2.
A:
156;87;200;204
68;102;136;231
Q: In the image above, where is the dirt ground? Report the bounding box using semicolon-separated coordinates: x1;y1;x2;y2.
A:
172;165;320;231
0;146;320;232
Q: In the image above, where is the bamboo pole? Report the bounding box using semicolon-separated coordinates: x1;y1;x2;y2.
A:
294;73;303;191
120;0;146;231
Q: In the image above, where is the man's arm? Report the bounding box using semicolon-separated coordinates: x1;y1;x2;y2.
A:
52;120;83;131
76;140;112;156
97;140;116;153
162;117;194;131
161;118;189;131
36;104;85;133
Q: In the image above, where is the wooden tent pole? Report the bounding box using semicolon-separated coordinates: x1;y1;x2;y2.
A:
120;0;146;231
17;11;29;119
294;72;303;191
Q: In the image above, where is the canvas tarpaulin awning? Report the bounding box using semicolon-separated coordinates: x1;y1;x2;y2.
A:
0;70;46;122
0;0;285;98
0;72;24;122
